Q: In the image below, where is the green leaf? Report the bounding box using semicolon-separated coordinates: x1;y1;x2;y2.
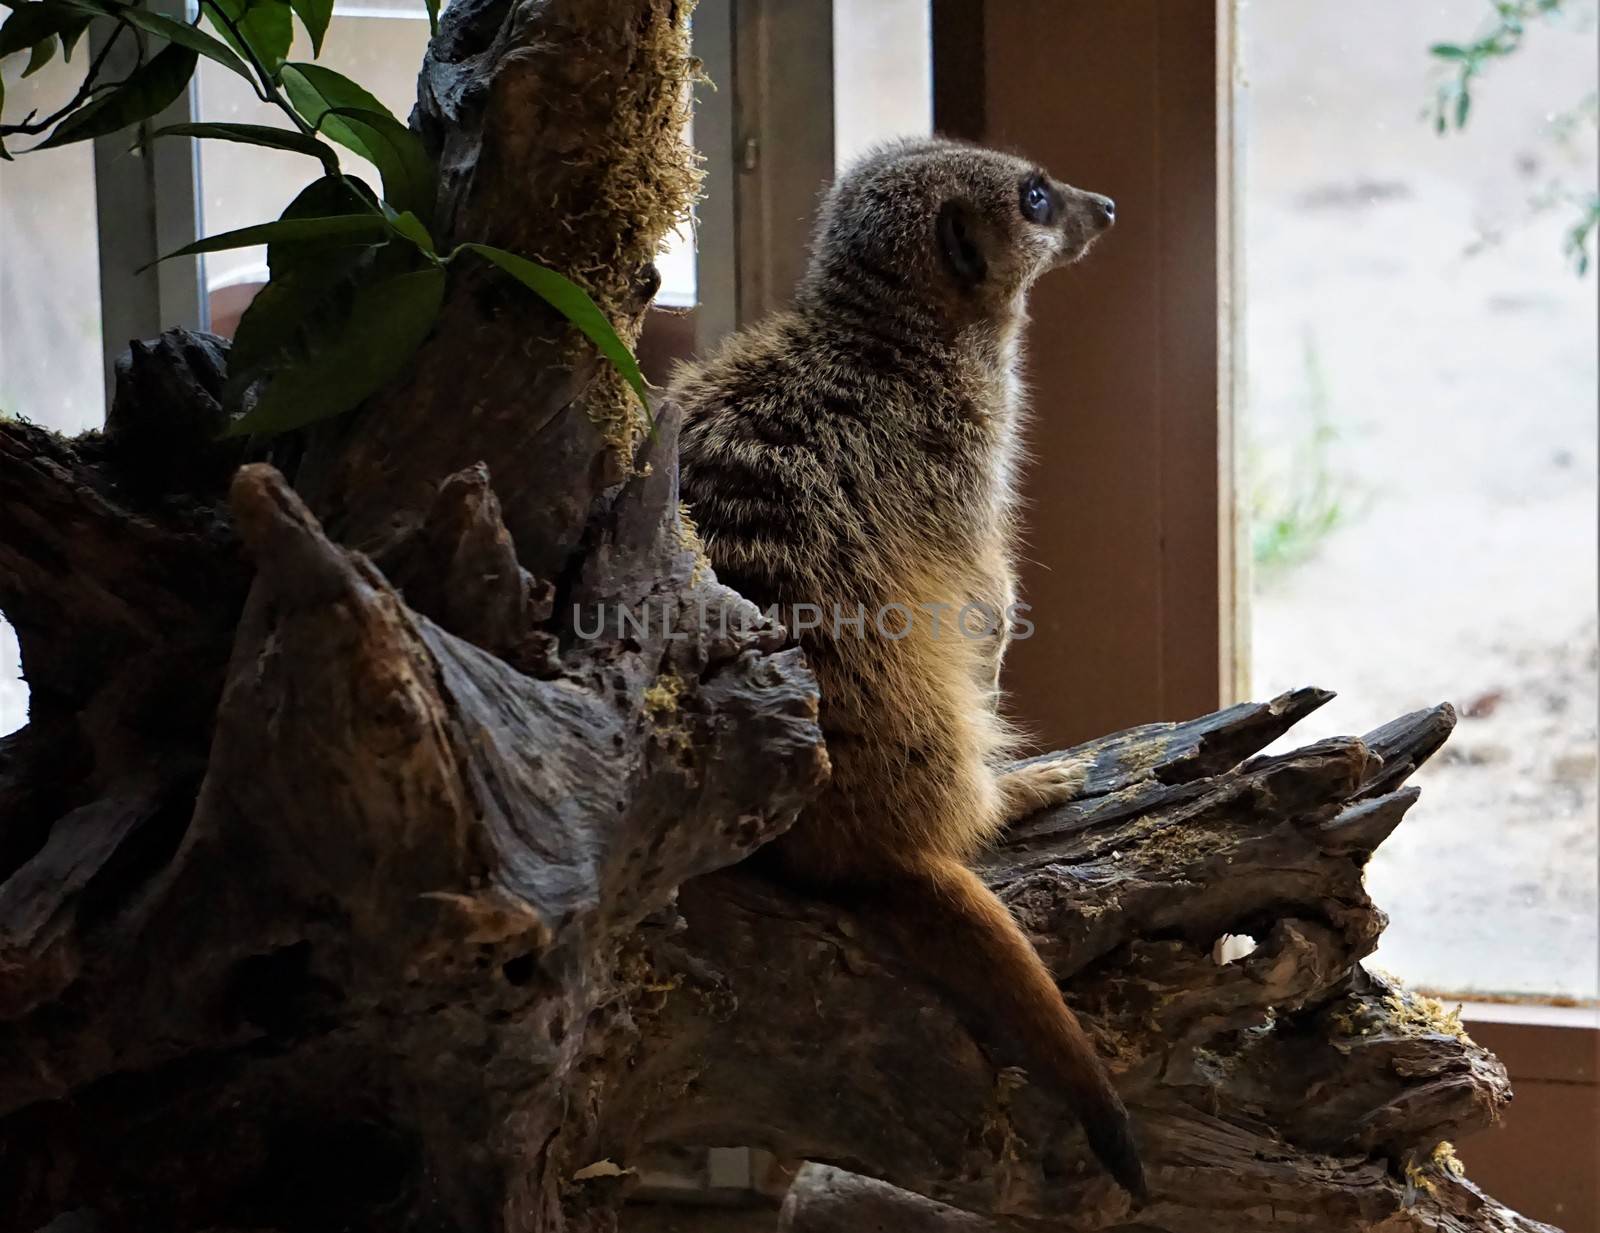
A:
225;265;445;437
149;213;388;266
39;42;198;148
21;28;53;74
228;177;411;410
282;65;438;218
57;8;84;56
64;0;255;82
266;172;376;272
0;1;80;59
288;0;330;55
279;171;377;216
268;172;378;272
1429;42;1471;60
458;242;651;416
280;61;395;156
1455;87;1471;129
226;243;376;396
383;206;434;254
204;0;292;79
149;120;335;169
323;106;434;217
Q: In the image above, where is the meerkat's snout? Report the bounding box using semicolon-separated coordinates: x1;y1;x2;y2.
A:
1047;183;1117;267
1059;185;1115;233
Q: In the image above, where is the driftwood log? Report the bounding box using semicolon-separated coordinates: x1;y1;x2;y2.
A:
0;0;1559;1231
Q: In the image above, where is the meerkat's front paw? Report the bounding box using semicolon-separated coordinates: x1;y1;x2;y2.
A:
996;756;1091;824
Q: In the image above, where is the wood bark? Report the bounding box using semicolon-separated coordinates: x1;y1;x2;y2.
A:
618;693;1554;1233
0;1;1561;1231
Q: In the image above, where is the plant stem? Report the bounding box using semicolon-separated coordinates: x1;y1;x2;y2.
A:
197;0;315;137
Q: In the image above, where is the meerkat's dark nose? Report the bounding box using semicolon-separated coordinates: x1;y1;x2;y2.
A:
1091;194;1116;229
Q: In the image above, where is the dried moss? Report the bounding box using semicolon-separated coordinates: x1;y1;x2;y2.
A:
1402;1155;1436;1197
543;8;702;302
1381;989;1471;1042
1119;731;1173;774
643;672;684;719
1371;968;1472;1041
1334;971;1474;1043
1132;807;1224;867
676;501;711;585
486;0;704;460
1403;1140;1465;1198
643;670;696;768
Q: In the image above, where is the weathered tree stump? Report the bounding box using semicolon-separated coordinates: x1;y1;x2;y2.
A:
620;692;1553;1233
0;0;1560;1230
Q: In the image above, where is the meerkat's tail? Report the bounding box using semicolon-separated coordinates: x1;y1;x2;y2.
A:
872;853;1149;1201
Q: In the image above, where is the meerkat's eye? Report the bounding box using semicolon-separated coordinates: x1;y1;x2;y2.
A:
1020;176;1056;224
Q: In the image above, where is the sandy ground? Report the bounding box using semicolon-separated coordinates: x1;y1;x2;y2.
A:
1242;0;1598;998
2;3;1595;998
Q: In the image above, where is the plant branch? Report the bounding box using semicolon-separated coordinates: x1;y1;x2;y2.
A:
0;19;127;137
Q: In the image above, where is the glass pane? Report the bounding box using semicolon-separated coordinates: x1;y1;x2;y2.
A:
2;55;108;740
833;0;931;169
1242;1;1598;999
657;111;696;310
0;620;21;738
0;57;105;432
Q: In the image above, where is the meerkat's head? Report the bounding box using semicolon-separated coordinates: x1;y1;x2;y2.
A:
798;138;1114;332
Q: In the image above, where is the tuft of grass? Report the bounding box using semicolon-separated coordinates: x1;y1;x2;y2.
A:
1561;190;1600;274
1429;3;1598;274
1247;333;1354;576
1427;0;1571;134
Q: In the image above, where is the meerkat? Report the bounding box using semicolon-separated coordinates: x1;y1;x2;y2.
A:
671;138;1143;1198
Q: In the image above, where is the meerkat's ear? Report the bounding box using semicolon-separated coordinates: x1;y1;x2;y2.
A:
937;200;987;287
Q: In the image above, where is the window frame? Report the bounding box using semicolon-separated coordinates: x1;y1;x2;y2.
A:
88;0;208;397
690;0;835;354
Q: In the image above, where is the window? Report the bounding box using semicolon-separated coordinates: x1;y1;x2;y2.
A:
1;55;105;737
196;9;433;334
833;0;931;168
1241;0;1598;1001
0;58;104;434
